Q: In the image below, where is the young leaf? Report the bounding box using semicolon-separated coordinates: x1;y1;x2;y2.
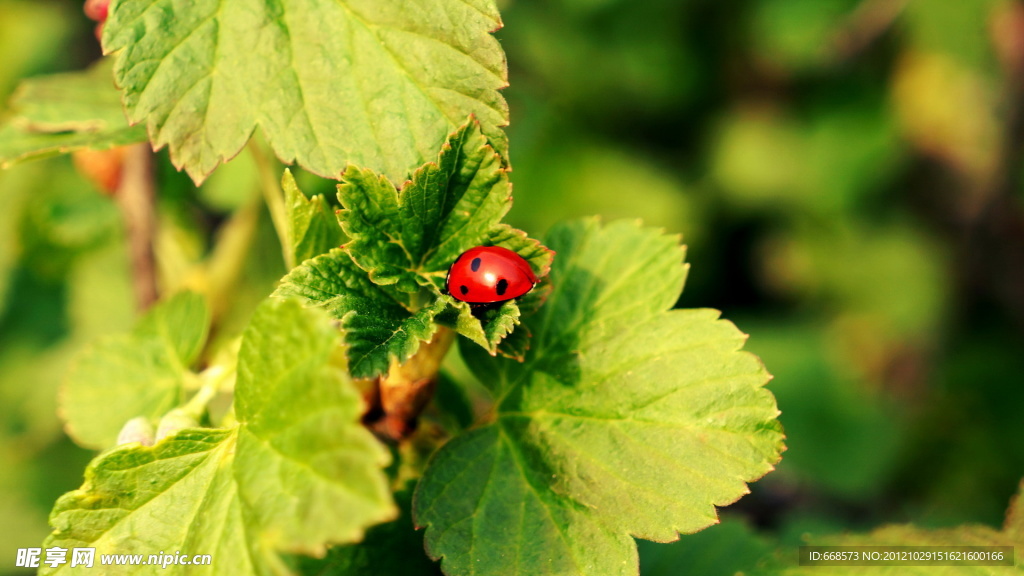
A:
43;299;395;575
277;126;554;377
333;120;551;359
434;296;521;353
486;223;555;281
0;59;146;168
102;0;509;184
336;120;512;293
61;291;210;449
283;169;345;265
273;248;443;379
414;219;785;576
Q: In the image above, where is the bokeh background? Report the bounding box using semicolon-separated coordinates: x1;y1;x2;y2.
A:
2;0;1023;574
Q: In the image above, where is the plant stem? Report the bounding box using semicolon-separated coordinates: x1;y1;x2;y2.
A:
203;197;261;321
116;143;159;311
183;364;235;419
374;327;456;441
248;141;293;269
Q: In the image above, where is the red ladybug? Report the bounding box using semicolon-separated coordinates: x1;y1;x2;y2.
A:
446;246;538;305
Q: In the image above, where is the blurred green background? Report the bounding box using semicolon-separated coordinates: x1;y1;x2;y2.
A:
2;0;1024;574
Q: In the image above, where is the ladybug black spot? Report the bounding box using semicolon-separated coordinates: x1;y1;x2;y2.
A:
459;285;469;295
470;257;482;272
496;278;508;296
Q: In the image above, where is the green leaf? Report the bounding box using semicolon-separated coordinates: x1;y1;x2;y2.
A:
414;219;784;576
233;298;396;549
434;296;520;353
44;429;254;576
0;59;147;168
10;59;129;132
493;321;532;361
325;121;551;362
273;248;443;379
336;120;513;293
276;125;553;376
0;118;146;170
486;224;555;281
43;298;395;575
61;292;210;449
283;169;345;265
103;0;509;184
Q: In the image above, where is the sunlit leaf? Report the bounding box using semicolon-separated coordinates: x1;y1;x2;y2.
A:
336;120;512;293
277;124;552;376
43;299;395;575
103;0;509;183
415;219;784;576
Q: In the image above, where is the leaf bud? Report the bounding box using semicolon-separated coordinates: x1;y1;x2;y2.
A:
116;416;155;446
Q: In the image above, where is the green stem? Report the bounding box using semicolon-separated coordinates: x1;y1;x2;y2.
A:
204;197;261;321
248;141;293;269
182;364;234;419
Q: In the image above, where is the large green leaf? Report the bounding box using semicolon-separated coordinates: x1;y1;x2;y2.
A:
414;219;784;576
102;0;509;184
43;298;395;575
61;292;211;449
0;59;146;168
233;299;395;549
